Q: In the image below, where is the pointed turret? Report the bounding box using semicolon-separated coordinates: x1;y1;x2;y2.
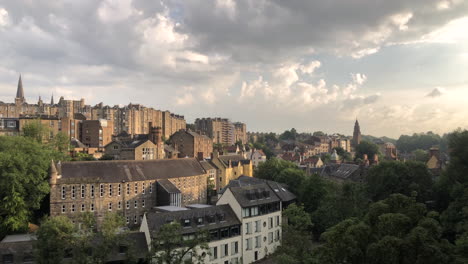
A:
15;75;25;104
50;94;54;105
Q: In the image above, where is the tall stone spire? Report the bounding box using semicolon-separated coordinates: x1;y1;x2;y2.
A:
50;93;54;105
15;74;25;104
352;119;362;148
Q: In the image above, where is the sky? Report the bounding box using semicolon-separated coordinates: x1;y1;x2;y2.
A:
0;0;467;138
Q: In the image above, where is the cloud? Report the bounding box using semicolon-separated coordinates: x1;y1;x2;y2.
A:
426;87;446;97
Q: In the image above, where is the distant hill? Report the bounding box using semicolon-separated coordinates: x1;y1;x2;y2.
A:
361;134;397;144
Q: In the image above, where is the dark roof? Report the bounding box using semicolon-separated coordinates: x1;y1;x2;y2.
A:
218;155;251;167
73;113;87;120
145;204;240;237
229;183;281;207
187;130;211;141
221;176;296;205
157;179;181;194
106;232;148;261
310;164;361;180
0;234;35;255
164;144;179;153
71;138;86;148
57;158;206;183
200;160;215;171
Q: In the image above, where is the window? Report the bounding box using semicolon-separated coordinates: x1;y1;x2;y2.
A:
142;199;145;208
255;220;261;233
276;215;280;227
134;183;138;194
220;228;229;238
134;200;138;208
142;183;146;194
246;238;252;250
2;254;13;263
90;203;94;211
221;244;228;258
231;241;238;255
113;145;119;150
231;226;240;236
81;204;85;212
210;230;219;240
71;186;76;199
210;247;218;260
126;216;129;224
245;222;251;234
255;236;261;248
149;182;153;193
183;219;191;227
242;208;250;218
118;184;121;196
134;215;137;224
269;217;273;229
81;185;85;198
100;184;104;197
90;185;95;198
109;184;113;196
268;232;273;244
61;186;66;199
126;183;130;195
251;206;259;216
71;204;75;212
197;217;204;225
275;230;280;241
62;205;66;213
126;201;130;209
108;202;112;211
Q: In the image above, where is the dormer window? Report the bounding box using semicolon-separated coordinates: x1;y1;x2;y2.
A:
197;217;204;225
183;219;191;227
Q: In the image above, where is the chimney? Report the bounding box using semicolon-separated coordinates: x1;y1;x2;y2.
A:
197;152;204;161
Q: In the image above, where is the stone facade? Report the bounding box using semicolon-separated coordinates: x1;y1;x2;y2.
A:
49;159;208;227
210;152;253;192
81;120;114;148
169;130;213;159
195;118;247;146
0;76;186;138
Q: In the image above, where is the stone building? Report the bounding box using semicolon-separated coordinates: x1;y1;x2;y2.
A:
210;152;253;192
0;76;186;138
0;118;19;136
49;158;209;227
81;119;114;148
104;124;165;160
195;118;247;146
169;130;213;159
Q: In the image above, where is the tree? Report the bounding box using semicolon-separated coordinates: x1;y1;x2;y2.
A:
35;216;75;264
313;131;325;137
50;132;71;154
396;132;443;153
0;136;54;237
315;194;454;264
151;222;209;264
366;161;433;202
254;158;297;181
275;204;314;264
22;120;50;143
279;128;298;141
412;149;429;163
276;168;306;194
355;141;380;160
73;152;96;161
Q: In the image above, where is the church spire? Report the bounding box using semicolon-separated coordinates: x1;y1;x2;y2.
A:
352;119;362;148
50;93;54;105
15;74;25;104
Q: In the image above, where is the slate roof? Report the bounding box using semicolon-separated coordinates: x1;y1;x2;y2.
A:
164;144;179;153
71;138;86;148
200;160;216;171
145;204;240;237
0;234;35;255
157;179;181;194
57;158;206;183
217;155;251;167
308;163;361;180
220;176;296;206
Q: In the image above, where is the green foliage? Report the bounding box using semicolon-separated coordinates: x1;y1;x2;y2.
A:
22;120;50;143
99;154;115;160
0;136;54;236
396;132;444;153
35;216;76;264
355;141;380;160
35;213;129;264
72;152;96;161
366;161;434;202
151;222;209;264
254;158;298;181
279;128;298;141
412;149;429;163
252;142;274;159
50;132;71;154
315;194;454;264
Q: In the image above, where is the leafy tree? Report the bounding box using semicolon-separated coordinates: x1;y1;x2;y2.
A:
396;132;443;153
35;216;75;264
275;204;314;264
50;132;71;154
366;161;434;202
0;136;54;236
254;158;297;181
276;168;306;194
355;141;380;160
22;120;50;143
151;222;209;264
279;128;298;141
73;152;96;161
99;154;115;160
315;194;454;264
412;149;429;163
313;131;325;137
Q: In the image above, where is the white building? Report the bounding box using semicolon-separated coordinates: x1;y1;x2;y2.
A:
246;149;267;168
217;176;296;263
